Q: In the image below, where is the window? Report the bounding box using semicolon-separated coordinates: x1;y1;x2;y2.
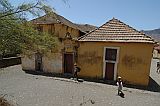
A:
37;26;43;32
48;27;52;34
105;48;117;61
46;25;55;35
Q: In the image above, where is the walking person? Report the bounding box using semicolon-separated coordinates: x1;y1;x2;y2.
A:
73;63;80;81
117;76;124;97
157;61;160;74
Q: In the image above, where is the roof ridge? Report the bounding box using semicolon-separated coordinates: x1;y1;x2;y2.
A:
78;18;155;43
78;18;117;40
78;18;115;40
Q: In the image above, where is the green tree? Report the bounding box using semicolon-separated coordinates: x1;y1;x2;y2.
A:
0;0;58;57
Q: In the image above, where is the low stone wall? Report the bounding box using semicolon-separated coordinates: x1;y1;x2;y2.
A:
0;57;21;68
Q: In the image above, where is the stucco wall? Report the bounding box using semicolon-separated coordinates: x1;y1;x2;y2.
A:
42;53;62;73
78;42;154;86
21;55;35;71
55;24;80;38
21;23;81;73
40;24;80;38
21;53;63;74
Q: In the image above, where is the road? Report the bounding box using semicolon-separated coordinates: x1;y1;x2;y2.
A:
0;65;160;106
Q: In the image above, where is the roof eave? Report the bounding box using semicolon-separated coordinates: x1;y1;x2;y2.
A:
78;40;155;44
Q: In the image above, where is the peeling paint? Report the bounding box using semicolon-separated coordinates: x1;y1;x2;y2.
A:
122;55;144;69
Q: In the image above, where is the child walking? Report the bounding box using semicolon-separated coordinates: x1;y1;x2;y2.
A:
117;76;123;96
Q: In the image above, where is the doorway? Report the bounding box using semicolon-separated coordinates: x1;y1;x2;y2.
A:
35;53;43;71
103;47;119;80
64;53;74;74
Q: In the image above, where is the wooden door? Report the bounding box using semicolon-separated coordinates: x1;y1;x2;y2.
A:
104;48;118;80
64;54;74;74
105;63;114;80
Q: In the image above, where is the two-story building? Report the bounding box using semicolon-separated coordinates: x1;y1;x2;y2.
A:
21;13;96;75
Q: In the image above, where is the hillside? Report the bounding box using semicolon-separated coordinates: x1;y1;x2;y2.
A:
75;24;97;33
142;28;160;42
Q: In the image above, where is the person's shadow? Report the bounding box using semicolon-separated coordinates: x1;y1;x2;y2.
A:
119;91;125;98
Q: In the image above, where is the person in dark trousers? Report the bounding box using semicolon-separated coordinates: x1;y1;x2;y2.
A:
157;61;160;74
117;76;124;97
73;63;80;81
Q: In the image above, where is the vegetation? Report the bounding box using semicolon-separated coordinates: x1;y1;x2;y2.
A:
0;0;58;57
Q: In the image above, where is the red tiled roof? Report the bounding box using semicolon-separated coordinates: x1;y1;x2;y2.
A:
78;18;155;43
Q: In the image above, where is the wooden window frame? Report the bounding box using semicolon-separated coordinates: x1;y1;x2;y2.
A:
103;47;120;80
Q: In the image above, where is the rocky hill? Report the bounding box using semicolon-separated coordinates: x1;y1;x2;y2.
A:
75;24;97;33
142;28;160;42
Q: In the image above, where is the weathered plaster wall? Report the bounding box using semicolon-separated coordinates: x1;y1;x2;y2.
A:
42;53;62;73
41;24;80;38
55;24;80;38
21;23;81;74
78;42;154;86
21;55;35;71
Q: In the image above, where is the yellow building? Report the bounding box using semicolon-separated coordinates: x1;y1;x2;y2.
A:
78;18;155;86
21;13;96;74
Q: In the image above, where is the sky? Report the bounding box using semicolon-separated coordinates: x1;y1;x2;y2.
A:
10;0;160;30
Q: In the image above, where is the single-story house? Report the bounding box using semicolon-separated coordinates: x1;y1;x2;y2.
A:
77;18;155;86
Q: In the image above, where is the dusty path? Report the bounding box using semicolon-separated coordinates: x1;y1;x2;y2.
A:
0;65;160;106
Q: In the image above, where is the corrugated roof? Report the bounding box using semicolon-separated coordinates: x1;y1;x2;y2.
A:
78;18;155;43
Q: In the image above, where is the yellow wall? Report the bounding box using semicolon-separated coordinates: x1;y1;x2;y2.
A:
22;23;81;73
78;42;154;86
38;24;80;38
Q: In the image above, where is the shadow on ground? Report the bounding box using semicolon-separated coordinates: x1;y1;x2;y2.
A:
24;70;160;93
148;77;160;92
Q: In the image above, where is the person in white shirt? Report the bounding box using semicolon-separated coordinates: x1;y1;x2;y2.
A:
117;76;123;95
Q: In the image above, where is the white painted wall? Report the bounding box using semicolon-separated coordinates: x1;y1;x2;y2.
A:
21;55;35;71
42;53;62;73
21;53;63;73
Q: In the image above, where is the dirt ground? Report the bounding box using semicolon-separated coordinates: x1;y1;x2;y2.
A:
0;61;160;106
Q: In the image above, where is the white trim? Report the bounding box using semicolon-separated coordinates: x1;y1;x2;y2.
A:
103;47;120;81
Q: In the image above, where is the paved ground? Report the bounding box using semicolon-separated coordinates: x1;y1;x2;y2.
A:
0;63;160;106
